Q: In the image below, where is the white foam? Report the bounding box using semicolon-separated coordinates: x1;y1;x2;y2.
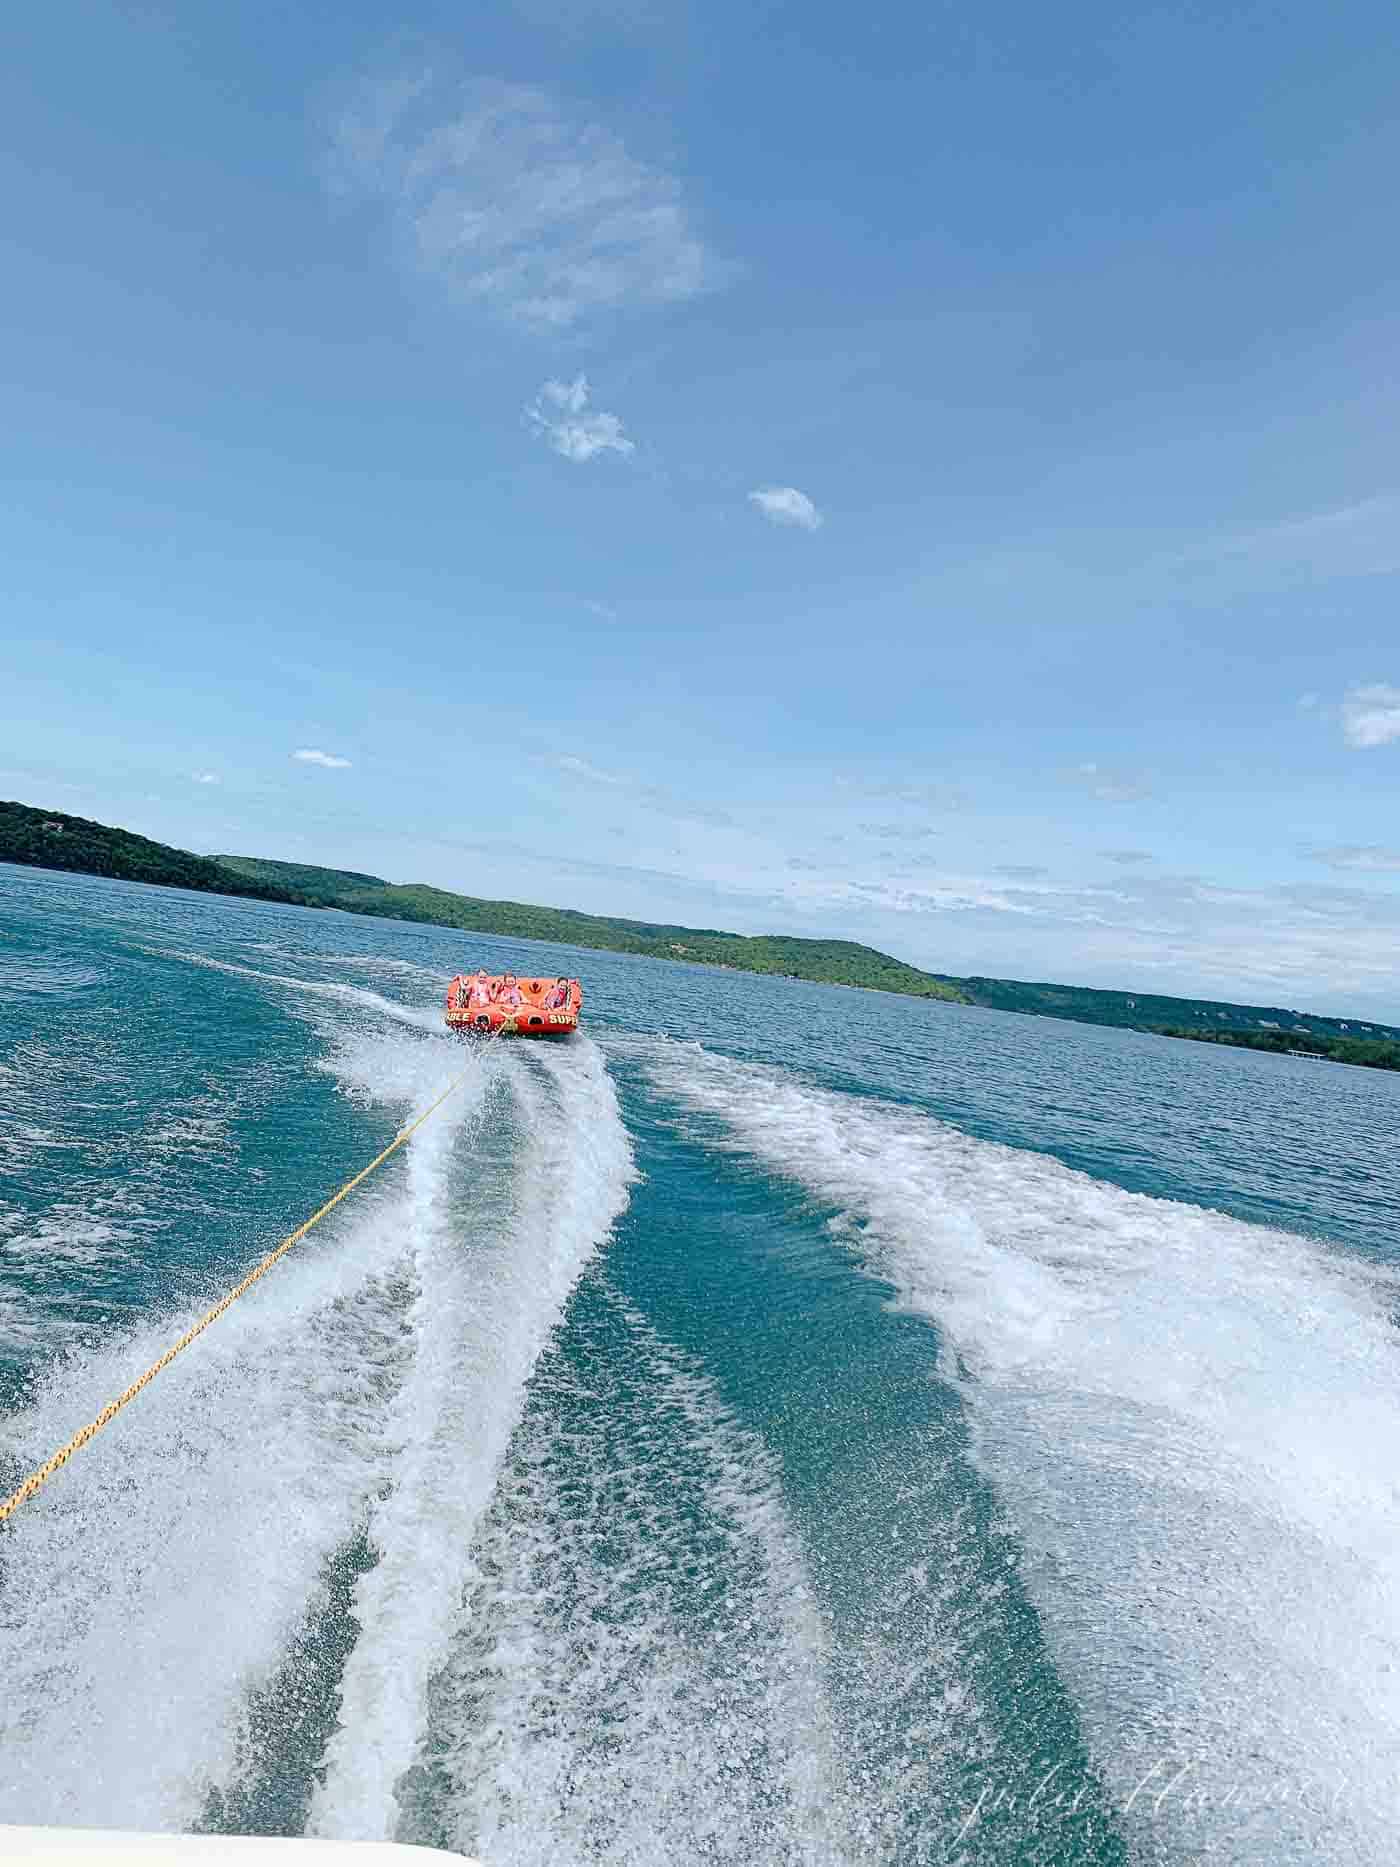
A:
413;1289;845;1867
641;1040;1400;1862
0;1039;495;1832
157;951;445;1035
309;1039;635;1843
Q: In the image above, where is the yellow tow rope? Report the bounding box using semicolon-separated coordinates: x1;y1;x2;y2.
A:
0;1066;473;1527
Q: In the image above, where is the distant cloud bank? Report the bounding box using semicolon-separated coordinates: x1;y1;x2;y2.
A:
528;377;634;462
293;748;352;769
748;486;823;531
1310;844;1400;873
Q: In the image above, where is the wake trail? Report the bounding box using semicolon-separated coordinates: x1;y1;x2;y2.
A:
309;1038;635;1844
641;1039;1400;1865
0;1034;494;1833
155;949;446;1034
400;1284;847;1867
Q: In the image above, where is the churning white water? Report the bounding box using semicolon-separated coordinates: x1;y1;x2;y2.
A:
0;1023;632;1839
642;1038;1400;1862
400;1287;847;1867
310;1040;635;1840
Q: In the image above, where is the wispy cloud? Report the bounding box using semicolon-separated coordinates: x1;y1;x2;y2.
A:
640;787;736;830
1162;490;1400;592
293;748;353;770
528;376;634;462
856;780;970;811
1064;762;1151;803
1101;848;1152;865
550;751;734;826
558;753;626;785
1341;683;1400;749
583;598;618;621
858;821;939;841
748;486;822;531
331;69;717;330
1308;844;1400;873
1216;492;1400;579
191;771;220;786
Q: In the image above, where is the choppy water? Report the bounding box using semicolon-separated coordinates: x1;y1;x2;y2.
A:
2;861;1399;1864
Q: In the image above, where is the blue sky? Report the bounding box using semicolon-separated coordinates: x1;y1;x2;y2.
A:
5;0;1400;1014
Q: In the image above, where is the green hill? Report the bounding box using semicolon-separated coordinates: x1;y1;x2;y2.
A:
925;970;1400;1043
0;800;306;907
6;802;1399;1068
214;856;967;999
214;857;1400;1062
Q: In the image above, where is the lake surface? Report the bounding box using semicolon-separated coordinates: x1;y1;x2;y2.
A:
3;860;1400;1864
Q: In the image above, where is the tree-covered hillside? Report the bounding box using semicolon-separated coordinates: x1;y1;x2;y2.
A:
930;971;1400;1044
1152;1025;1400;1071
214;857;969;999
0;801;305;906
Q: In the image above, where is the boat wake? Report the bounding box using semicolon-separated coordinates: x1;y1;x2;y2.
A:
394;1284;845;1867
637;1038;1400;1864
309;1040;634;1841
0;1028;633;1840
158;949;447;1034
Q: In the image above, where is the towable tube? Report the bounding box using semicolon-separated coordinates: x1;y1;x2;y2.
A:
444;974;581;1038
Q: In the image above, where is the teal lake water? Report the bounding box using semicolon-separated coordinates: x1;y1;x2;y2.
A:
3;861;1400;1863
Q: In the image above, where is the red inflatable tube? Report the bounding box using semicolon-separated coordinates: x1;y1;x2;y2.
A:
444;973;582;1038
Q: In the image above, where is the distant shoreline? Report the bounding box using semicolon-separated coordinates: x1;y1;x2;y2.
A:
1149;1023;1400;1073
5;798;1399;1065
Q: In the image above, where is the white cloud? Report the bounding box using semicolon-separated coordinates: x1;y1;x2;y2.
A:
541;376;588;414
1064;762;1151;803
558;753;625;785
1341;683;1400;749
191;771;220;785
528;376;634;462
748;486;822;531
293;748;353;769
331;70;717;330
583;598;618;621
1101;848;1152;865
1309;844;1400;873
